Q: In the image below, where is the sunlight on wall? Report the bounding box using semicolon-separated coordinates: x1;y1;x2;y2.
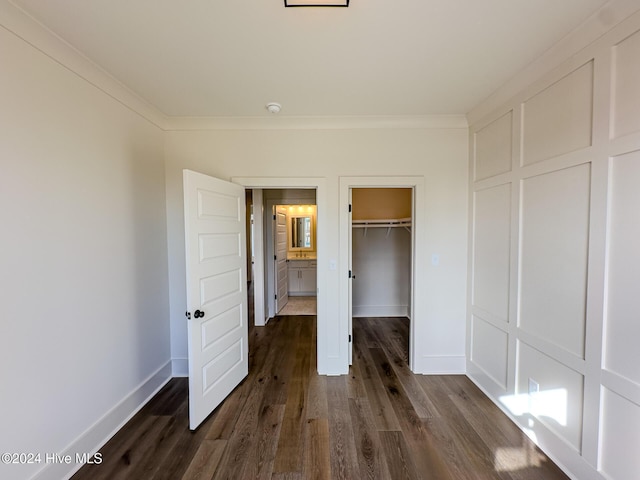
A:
495;388;568;471
499;388;568;427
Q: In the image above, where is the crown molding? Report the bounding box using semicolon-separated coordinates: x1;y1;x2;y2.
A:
1;0;168;130
2;0;468;133
466;0;640;126
163;114;468;131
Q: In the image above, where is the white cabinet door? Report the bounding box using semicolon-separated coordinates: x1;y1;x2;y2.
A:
300;265;317;293
183;170;248;430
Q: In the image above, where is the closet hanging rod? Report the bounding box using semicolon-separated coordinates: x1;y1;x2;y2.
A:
352;218;412;237
351;217;411;227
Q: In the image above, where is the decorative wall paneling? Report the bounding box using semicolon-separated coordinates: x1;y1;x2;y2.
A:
467;9;640;480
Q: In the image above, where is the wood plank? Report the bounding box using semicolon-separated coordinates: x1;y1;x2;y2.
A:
353;337;401;431
302;418;331;480
272;321;312;473
368;347;455;480
378;431;419;480
348;398;391;480
366;318;440;419
325;376;361;480
238;404;286;480
181;440;226;480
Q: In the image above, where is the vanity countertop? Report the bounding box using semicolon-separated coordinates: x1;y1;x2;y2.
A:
287;254;317;261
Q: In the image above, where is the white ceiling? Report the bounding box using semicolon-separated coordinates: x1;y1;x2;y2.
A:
12;0;608;118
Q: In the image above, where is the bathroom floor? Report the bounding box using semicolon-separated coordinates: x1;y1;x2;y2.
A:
277;296;316;316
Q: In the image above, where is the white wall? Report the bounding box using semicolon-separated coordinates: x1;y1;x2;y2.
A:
0;6;170;480
467;7;640;480
164;126;469;375
352;228;411;317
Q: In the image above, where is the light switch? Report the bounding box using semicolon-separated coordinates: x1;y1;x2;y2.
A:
329;259;337;270
431;254;440;266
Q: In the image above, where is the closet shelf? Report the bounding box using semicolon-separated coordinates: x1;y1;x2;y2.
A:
352;217;412;237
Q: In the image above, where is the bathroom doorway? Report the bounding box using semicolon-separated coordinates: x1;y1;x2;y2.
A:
253;188;318;325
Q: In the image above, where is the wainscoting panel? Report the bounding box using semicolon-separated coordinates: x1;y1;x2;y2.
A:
604;149;640;385
474;111;513;180
611;28;640;139
522;62;593;166
519;164;591;359
470;315;508;389
472;183;511;322
517;341;584;452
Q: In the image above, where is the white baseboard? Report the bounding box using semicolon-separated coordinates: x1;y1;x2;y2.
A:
353;305;409;317
172;357;189;377
412;355;466;374
33;361;172;480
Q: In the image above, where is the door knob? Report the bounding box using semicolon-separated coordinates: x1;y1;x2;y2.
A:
194;309;205;318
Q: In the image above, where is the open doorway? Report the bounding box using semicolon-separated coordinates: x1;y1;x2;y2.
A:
251;188;318;324
340;176;424;373
350;188;413;365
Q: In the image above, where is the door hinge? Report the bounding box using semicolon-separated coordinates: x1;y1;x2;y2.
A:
185;311;191;320
349;334;352;342
274;254;277;261
349;270;352;278
273;214;276;220
349;204;352;213
274;294;277;300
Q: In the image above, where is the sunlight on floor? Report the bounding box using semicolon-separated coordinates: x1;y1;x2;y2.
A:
494;443;545;472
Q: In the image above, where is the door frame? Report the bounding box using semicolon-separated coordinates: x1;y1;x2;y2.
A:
233;177;328;374
339;176;425;372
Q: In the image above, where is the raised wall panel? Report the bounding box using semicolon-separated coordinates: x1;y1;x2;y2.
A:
471;316;508;388
612;29;640;139
519;164;590;358
474;111;513;180
472;184;511;321
517;342;584;452
604;150;640;384
522;62;593;165
599;388;640;480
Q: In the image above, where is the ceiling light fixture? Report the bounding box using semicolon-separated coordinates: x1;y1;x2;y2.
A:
284;0;348;7
266;102;282;114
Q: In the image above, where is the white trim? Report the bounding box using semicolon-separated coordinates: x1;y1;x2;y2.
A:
414;356;467;375
252;189;267;327
165;114;468;131
467;0;640;125
0;0;166;129
32;361;172;480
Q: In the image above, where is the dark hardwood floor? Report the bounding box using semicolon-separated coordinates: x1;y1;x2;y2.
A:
73;316;569;479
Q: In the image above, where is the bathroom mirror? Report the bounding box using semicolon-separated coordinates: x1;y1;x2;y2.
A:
290;216;313;249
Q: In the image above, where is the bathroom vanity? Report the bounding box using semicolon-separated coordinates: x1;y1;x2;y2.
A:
287;258;317;296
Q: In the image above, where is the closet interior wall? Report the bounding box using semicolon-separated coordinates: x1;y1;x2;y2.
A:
352;188;412;318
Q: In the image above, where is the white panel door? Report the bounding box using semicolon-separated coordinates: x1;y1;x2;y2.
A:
275;206;289;313
183;170;248;430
